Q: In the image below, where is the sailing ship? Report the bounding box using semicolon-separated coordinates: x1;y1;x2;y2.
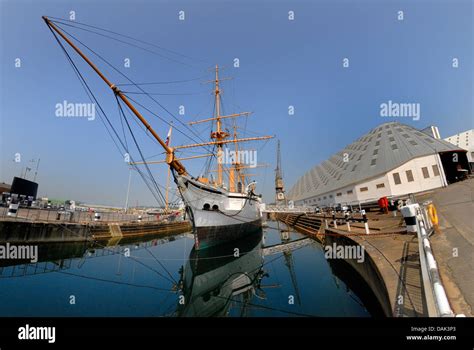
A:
43;16;273;250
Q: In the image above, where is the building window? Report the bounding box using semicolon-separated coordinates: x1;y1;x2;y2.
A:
391;144;398;150
360;187;368;192
406;170;414;182
370;159;377;166
376;183;385;189
329;194;333;198
393;172;401;185
323;196;326;199
336;192;342;197
347;190;353;195
373;149;378;156
432;165;440;177
422;167;430;179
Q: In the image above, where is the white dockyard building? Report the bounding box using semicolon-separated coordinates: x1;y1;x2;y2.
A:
288;122;470;207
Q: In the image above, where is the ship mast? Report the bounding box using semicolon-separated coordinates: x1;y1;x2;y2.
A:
183;65;274;191
213;65;227;187
230;124;238;192
42;16;187;176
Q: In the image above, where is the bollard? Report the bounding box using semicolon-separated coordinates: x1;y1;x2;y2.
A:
400;204;420;233
361;209;369;234
138;215;142;222
332;211;337;228
94;212;101;221
344;211;351;231
324;219;328;229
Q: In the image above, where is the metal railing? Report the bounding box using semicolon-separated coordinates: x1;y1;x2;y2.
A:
263;205;313;213
402;202;456;317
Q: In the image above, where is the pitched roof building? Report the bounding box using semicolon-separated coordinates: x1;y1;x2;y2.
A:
288;122;469;206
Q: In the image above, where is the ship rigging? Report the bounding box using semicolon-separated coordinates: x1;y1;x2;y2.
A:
43;16;274;249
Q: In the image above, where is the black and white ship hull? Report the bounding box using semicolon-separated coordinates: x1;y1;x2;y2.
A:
175;174;262;250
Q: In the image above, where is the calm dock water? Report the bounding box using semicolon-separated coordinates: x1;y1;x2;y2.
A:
0;222;384;317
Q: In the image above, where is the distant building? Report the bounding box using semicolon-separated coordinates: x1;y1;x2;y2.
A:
288;122;470;207
10;177;39;200
444;129;474;169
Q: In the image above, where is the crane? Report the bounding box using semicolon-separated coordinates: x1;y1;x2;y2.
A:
275;140;286;204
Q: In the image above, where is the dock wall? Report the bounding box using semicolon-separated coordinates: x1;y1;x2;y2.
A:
0;219;192;243
275;212;394;316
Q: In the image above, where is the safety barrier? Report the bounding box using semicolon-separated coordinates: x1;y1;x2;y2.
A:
401;202;456;317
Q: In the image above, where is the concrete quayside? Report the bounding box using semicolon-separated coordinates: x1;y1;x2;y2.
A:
267;178;473;317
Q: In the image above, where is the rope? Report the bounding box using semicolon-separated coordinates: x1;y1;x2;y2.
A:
47;22;167;207
115;95;167;207
121;91;207;96
51;22;234;181
48;18;204;70
47;16;210;65
116;76;207;86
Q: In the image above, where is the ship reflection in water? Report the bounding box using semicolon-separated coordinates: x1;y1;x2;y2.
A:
0;222;385;317
177;230;266;317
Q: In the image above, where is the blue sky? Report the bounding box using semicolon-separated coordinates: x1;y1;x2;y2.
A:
0;0;472;206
